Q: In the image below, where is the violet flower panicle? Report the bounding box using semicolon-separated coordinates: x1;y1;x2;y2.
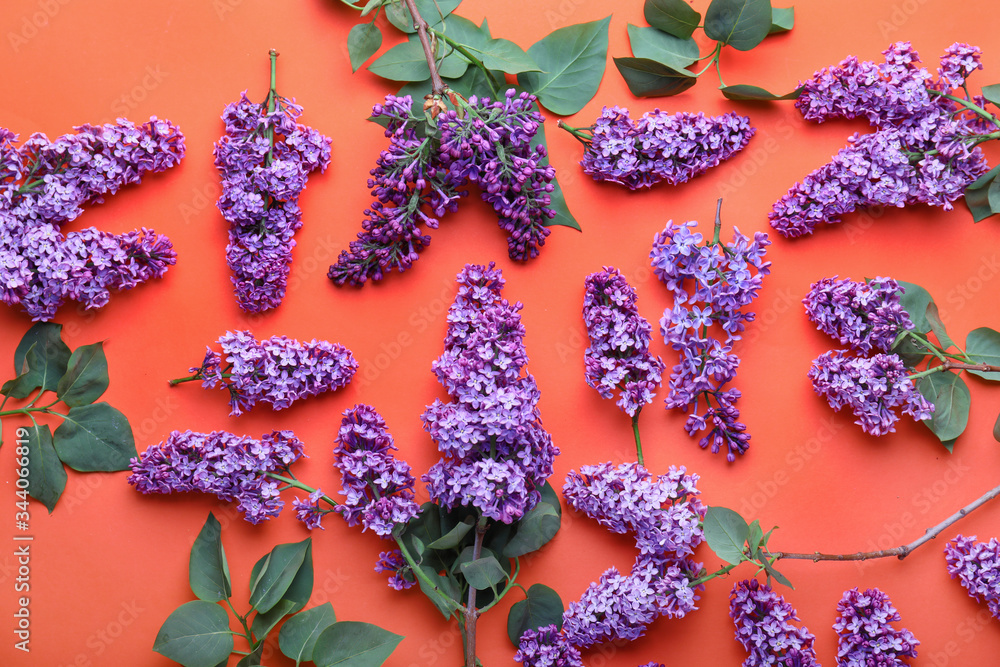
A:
127;429;304;524
833;587;920;666
945;534;1000;619
803;276;914;355
729;579;820;667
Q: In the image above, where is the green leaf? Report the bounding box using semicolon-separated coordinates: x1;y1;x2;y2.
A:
415;564;462;618
703;506;750;565
10;322;71;394
626;24;699;69
190;513;232;602
993;412;1000;442
23;424;66;513
925;302;956;351
747;519;764;556
528;122;580;230
236;642;264;667
768;6;794;33
252;599;297;643
427;517;474;549
368;41;438;82
2;344;45;399
56;341;109;407
704;0;773;51
762;559;794;589
503;501;561;558
385;0;461;33
891;333;927;369
982;83;1000;108
644;0;701;39
721;84;802;100
280;603;338;665
966;327;1000;380
52;402;136;472
518;16;611;116
506;584;563;645
896;281;933;334
348;22;383;73
312;621;403;667
473;39;541;74
964;164;1000;222
249;538;312;614
441;66;505;99
460;554;508;590
153;600;234;667
614;57;697;97
917;372;971;445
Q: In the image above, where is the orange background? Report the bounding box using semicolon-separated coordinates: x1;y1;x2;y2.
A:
1;0;999;665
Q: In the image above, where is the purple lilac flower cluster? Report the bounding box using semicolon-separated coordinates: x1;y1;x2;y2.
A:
809;350;933;436
804;277;913;355
127;428;304;524
583;267;665;418
331;404;420;536
771;42;991;238
514;624;584;667
575;106;754;189
0;118;184;320
729;579;820;667
215;91;331;312
328;91;555;286
833;587;920;666
185;330;356;416
944;534;1000;619
560;462;705;646
649;218;771;461
421;263;558;524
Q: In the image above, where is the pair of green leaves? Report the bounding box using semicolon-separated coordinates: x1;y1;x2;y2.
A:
893;281;1000;450
615;0;800;100
396;482;562;641
703;506;791;587
155;513;402;667
1;322;136;512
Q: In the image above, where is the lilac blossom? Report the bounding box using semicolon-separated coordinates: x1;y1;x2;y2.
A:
650;216;771;461
562;461;705;558
944;535;1000;619
804;276;914;354
729;579;820;667
515;624;584;667
569;106;755;190
772;42;991;238
833;587;920;666
583;267;665;418
809;350;934;436
0;118;183;320
421;263;558;524
182;330;357;416
329;91;556;286
292;488;327;530
215;80;332;312
328;95;464;286
374;549;416;591
333;404;420;536
127;429;304;524
562;553;703;647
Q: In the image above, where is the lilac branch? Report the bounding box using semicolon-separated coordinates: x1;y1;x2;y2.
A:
769;480;1000;562
401;0;445;95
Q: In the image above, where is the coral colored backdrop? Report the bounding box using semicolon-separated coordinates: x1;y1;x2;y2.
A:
1;0;999;665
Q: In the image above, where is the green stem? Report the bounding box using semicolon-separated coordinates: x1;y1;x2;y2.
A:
264;49;279;168
711;198;723;245
694;44;722;78
927;88;1000;127
908;359;1000;381
392;526;465;615
631;413;644;466
689;562;738;587
904;329;948;363
555;120;592;146
476;557;521;615
264;472;340;506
